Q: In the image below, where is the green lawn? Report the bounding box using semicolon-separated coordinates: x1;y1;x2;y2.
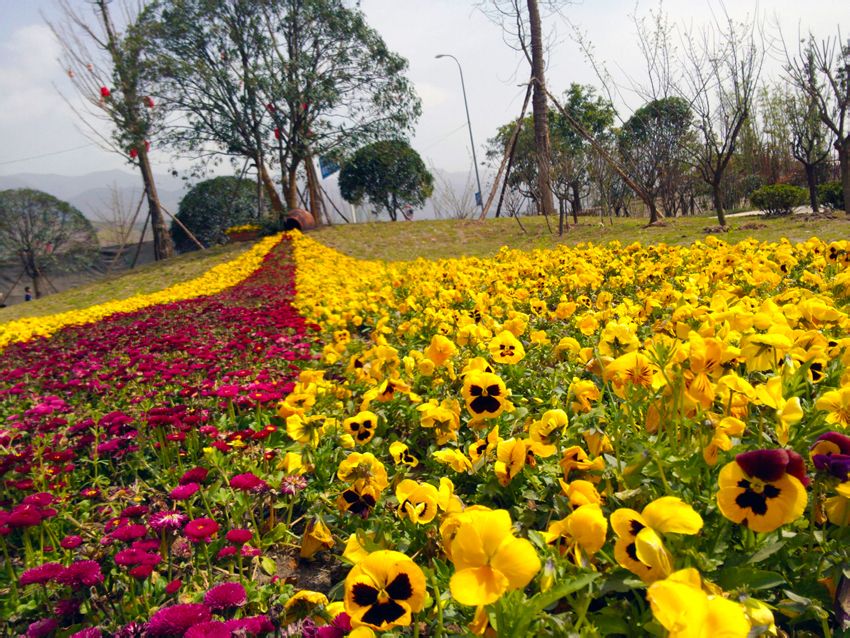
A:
312;212;850;261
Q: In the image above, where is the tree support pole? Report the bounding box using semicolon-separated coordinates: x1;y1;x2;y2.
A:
479;81;533;221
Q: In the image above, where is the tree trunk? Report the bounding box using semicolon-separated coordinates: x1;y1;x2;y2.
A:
711;182;726;226
838;138;850;216
21;251;42;299
526;0;557;221
257;158;284;218
558;198;565;235
137;149;173;261
305;157;322;226
571;182;582;224
804;163;819;212
647;199;659;224
286;164;300;212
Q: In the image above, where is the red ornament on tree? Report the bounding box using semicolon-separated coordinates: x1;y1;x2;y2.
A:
129;148;138;159
100;86;111;98
144;140;151;152
144;96;155;108
266;103;275;113
273;128;282;140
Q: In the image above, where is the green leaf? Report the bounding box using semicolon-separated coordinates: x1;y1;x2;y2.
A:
718;567;786;591
260;556;277;577
747;540;786;564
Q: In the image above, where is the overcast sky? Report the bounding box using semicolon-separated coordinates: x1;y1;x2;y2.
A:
0;0;843;179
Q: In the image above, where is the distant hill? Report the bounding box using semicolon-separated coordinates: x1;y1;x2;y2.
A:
0;170;186;222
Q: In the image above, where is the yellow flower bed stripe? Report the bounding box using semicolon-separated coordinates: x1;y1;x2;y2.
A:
0;234;283;350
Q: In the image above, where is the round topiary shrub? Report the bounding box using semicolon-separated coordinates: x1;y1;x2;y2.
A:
817;181;845;211
171;177;263;251
749;184;807;217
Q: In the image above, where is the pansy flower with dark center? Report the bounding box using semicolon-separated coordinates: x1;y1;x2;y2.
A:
389;441;418;467
395;479;439;524
337;480;381;518
344;411;379;445
811;431;850;481
343;550;426;631
716;449;809;533
462;371;510;420
488;330;525;365
611;497;703;583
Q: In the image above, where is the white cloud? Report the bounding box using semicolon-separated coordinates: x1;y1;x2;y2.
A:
0;24;63;122
415;81;451;109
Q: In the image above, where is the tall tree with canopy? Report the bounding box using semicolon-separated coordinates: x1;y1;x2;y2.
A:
152;0;420;221
338;140;433;222
618;97;693;223
0;190;99;299
49;0;173;260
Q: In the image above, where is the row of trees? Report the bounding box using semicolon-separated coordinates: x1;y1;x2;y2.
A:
51;0;422;259
483;4;849;228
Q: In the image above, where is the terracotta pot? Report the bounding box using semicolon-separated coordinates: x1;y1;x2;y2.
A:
284;208;316;231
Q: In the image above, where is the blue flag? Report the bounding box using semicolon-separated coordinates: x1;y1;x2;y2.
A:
319;156;340;179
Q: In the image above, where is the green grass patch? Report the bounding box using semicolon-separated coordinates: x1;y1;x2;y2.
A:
0;242;252;323
311;213;850;261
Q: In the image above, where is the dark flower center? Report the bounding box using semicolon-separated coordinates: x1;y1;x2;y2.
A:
735;478;781;516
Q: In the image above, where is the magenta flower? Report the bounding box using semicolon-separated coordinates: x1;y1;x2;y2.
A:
185;621;231;638
111;523;148;542
146;603;212;637
216;546;238;560
230;472;268;492
204;581;247;610
179;467;209;485
60;535;83;549
20;562;64;586
26;617;59;638
165;578;182;595
225;528;253;545
317;612;352;638
225;615;275;636
280;475;308;496
149;510;188;532
170;482;200;500
129;564;155;580
184;517;220;543
70;627;103;638
55;560;104;587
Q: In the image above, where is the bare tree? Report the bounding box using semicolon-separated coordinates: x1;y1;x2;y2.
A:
48;0;173;260
480;0;560;219
92;183;143;247
785;32;850;214
679;9;764;225
779;80;834;212
430;167;478;220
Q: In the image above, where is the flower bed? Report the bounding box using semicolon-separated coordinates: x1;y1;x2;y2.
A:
2;231;850;636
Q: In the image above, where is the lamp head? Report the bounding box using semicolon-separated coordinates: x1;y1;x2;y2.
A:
435;54;446;59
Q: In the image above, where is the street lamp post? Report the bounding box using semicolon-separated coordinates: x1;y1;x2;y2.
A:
436;53;485;215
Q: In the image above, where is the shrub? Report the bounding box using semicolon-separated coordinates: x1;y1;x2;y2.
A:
171;177;264;251
817;181;845;211
749;184;807;217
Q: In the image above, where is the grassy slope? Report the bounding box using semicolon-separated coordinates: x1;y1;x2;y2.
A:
2;213;847;321
312;213;850;261
0;242;252;323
